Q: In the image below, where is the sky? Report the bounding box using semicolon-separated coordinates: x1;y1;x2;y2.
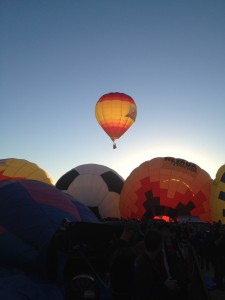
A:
1;0;225;184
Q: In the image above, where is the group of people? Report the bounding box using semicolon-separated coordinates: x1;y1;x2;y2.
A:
107;220;190;300
46;217;225;300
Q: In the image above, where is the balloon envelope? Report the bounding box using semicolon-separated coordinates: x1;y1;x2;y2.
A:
56;163;124;219
210;164;225;223
0;158;53;184
120;157;212;222
0;268;64;300
0;180;98;270
95;92;137;147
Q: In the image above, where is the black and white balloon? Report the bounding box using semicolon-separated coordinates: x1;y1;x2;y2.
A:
56;164;124;219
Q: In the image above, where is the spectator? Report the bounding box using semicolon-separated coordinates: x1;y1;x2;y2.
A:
134;228;188;300
108;220;141;300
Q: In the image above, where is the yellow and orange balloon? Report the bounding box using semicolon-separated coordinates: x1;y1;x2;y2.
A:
120;157;213;222
95;92;137;148
0;158;53;185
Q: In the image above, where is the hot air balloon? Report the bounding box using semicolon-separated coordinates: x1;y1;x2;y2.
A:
119;157;212;222
0;268;64;300
95;92;137;148
210;164;225;223
0;180;98;270
56;163;124;219
0;158;53;184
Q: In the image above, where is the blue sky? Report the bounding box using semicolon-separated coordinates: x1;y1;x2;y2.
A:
1;0;225;184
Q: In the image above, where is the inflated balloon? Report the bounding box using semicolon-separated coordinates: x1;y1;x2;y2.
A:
120;157;212;222
0;268;64;300
95;92;137;148
56;163;124;219
210;164;225;223
0;180;98;270
0;158;53;184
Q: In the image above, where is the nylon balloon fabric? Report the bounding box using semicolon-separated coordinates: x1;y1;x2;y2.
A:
0;180;98;270
0;158;53;184
120;157;213;222
210;164;225;223
56;163;124;220
95;92;137;148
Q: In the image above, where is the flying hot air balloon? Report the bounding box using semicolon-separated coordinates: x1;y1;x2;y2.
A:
95;92;137;149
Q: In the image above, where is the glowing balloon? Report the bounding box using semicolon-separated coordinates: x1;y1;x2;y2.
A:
120;157;212;222
56;163;124;219
95;92;137;148
0;158;53;184
210;164;225;223
0;180;98;270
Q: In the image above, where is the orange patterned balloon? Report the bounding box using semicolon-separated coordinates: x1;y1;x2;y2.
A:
95;92;137;148
120;157;212;222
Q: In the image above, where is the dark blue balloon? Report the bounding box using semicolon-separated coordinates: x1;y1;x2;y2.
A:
0;180;98;270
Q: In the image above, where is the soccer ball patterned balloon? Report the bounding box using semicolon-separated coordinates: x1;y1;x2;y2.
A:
56;164;124;219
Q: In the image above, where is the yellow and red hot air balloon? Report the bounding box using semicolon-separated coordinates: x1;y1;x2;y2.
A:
95;92;137;148
0;158;53;185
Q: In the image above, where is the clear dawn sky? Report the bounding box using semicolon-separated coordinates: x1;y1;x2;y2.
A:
1;0;225;184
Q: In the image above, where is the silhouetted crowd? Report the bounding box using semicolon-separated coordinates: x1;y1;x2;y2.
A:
46;218;225;300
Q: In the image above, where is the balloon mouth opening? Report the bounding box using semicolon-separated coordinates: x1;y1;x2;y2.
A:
153;215;175;223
